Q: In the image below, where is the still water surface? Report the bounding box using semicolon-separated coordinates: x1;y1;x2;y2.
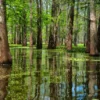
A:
1;48;100;100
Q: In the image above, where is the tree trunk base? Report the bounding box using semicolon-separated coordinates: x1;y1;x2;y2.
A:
0;54;12;64
0;60;12;65
89;53;99;56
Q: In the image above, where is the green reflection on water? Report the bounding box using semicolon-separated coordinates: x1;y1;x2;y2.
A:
3;48;100;100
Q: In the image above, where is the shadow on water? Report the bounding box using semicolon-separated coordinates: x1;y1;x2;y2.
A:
6;48;100;100
0;65;11;100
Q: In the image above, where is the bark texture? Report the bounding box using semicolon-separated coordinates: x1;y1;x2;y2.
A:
97;17;100;52
86;5;90;53
66;0;75;51
36;0;42;49
0;0;12;64
89;0;98;56
48;0;60;49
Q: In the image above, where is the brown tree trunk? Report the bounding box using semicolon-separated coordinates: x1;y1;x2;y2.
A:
97;17;100;52
86;5;90;53
29;0;33;47
0;0;12;64
66;0;75;51
48;0;59;49
89;0;98;56
36;0;42;49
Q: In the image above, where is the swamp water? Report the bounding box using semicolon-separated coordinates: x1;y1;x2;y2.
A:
1;48;100;100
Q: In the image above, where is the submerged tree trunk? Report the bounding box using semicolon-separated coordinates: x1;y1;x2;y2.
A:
36;0;42;49
89;0;98;56
66;0;75;51
0;0;12;64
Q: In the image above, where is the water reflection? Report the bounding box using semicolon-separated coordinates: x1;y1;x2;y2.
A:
34;50;42;100
66;54;72;100
49;52;58;100
87;60;100;100
0;65;11;99
7;48;100;100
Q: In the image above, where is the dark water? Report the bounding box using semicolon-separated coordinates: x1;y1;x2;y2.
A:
1;48;100;100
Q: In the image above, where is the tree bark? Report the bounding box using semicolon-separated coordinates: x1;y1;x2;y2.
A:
86;5;90;53
36;0;42;49
97;17;100;52
89;0;98;56
0;0;12;64
66;0;75;51
48;0;59;49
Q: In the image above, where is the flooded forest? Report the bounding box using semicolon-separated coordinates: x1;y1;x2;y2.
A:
0;0;100;100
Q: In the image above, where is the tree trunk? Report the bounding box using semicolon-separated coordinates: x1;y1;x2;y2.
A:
0;0;12;64
48;0;59;49
86;5;90;53
66;0;75;51
15;24;21;44
36;0;42;49
97;17;100;52
29;0;33;47
89;0;98;56
22;1;27;46
45;0;49;45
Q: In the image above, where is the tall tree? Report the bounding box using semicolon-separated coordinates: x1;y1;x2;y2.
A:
89;0;98;56
22;1;27;46
0;0;12;64
36;0;42;49
29;0;33;47
97;17;100;52
66;0;75;51
86;4;90;53
48;0;60;49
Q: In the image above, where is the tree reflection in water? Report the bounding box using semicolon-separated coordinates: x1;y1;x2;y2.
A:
66;53;72;100
87;60;100;99
49;52;58;100
4;49;100;100
0;65;11;99
34;50;42;100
